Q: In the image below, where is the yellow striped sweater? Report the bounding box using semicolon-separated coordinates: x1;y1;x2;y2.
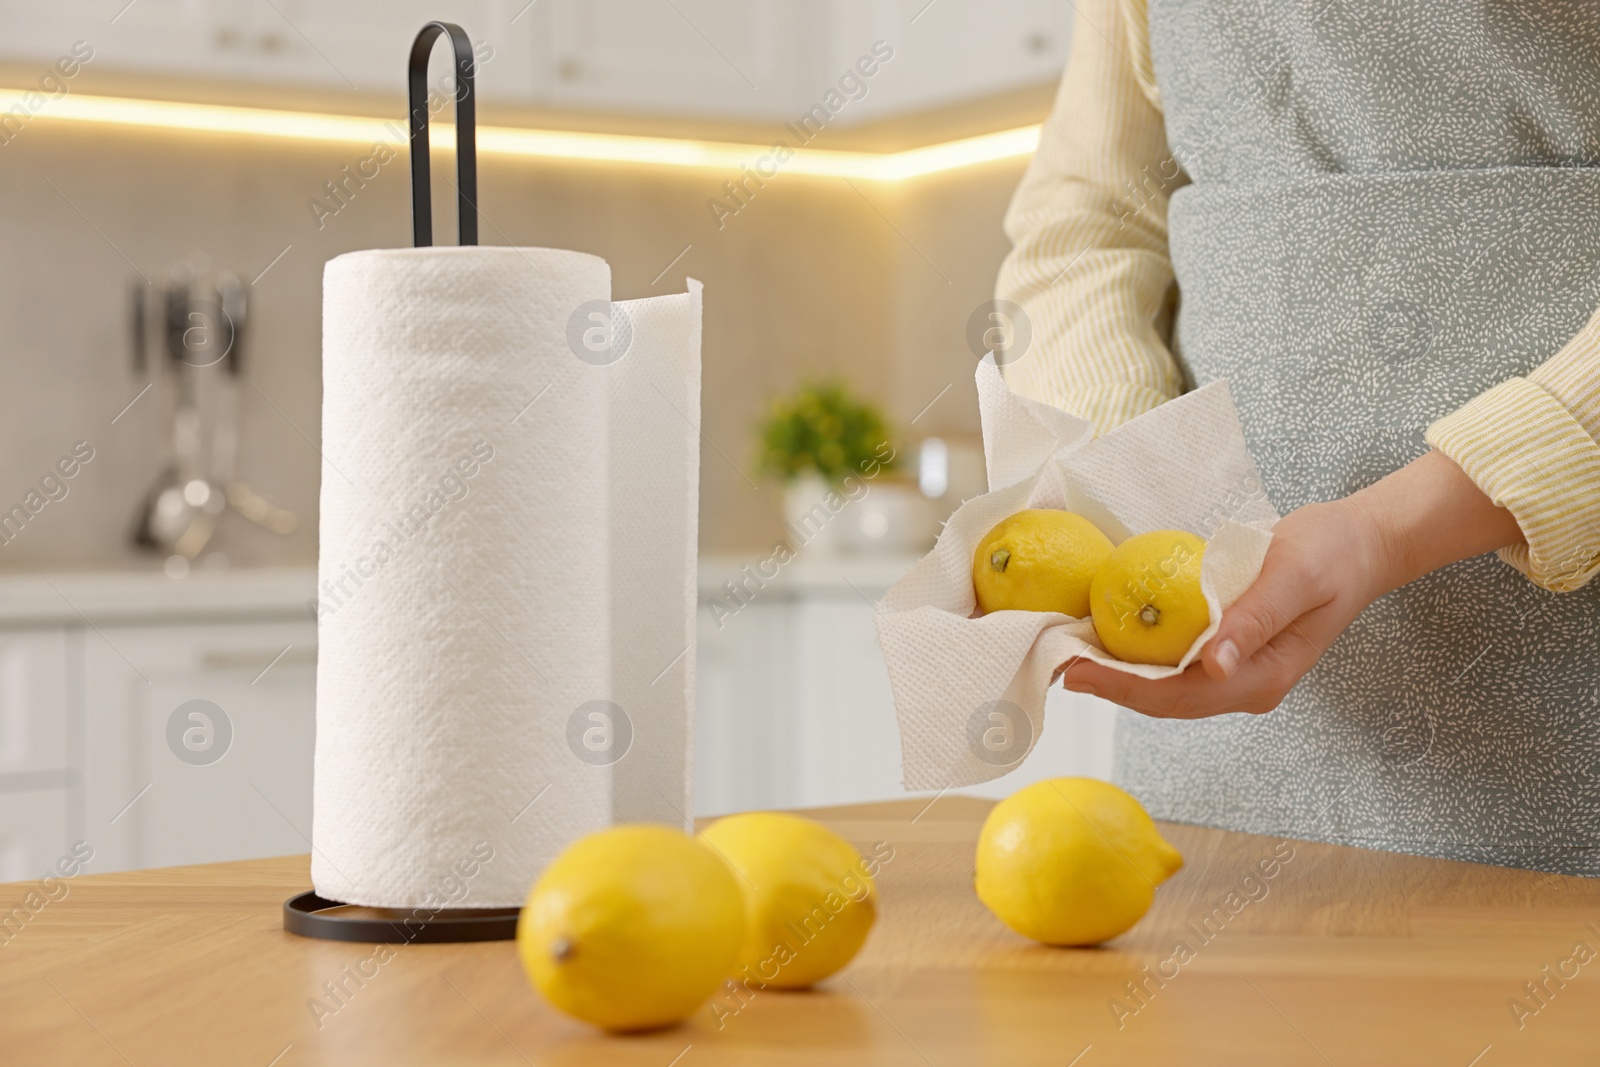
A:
996;0;1600;593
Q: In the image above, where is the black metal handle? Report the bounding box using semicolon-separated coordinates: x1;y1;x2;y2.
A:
409;22;478;247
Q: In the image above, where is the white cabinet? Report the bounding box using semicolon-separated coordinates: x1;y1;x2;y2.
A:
787;595;908;808
0;2;215;79
0;630;72;881
0;630;69;778
0;791;70;885
530;0;1072;122
533;0;814;120
695;556;915;816
82;619;316;872
0;0;537;100
0;0;1068;120
233;0;538;99
823;0;1071;120
693;552;1118;817
0;567;319;877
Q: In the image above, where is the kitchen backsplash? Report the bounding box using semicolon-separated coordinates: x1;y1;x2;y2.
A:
0;113;1019;569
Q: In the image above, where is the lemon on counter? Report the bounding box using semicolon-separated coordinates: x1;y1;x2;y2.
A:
972;509;1115;617
517;824;744;1032
975;777;1182;946
698;812;877;989
1089;529;1208;666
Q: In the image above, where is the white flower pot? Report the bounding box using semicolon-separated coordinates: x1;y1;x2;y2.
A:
838;482;938;555
782;474;849;556
782;475;937;556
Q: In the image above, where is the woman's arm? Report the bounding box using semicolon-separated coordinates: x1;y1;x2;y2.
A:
1426;310;1600;593
1060;294;1600;721
1082;310;1600;718
1061;449;1525;717
996;0;1184;436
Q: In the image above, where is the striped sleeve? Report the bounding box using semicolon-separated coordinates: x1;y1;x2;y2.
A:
1425;308;1600;592
994;0;1184;437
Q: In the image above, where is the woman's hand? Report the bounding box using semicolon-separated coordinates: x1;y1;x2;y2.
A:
1060;449;1526;718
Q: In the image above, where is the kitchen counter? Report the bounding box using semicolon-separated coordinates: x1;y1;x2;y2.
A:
6;796;1597;1064
0;553;913;628
0;566;317;626
697;551;922;600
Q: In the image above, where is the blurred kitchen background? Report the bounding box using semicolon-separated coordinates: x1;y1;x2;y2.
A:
0;0;1114;879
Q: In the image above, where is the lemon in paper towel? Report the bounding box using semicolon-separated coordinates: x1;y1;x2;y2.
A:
976;778;1182;945
972;509;1114;617
1090;529;1209;666
517;824;744;1032
699;812;877;988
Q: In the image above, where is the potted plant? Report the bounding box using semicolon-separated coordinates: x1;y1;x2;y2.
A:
756;380;927;556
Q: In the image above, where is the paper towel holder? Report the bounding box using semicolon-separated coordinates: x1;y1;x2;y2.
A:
284;891;520;944
284;22;519;944
408;20;478;248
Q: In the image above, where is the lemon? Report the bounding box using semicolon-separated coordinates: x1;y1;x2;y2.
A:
517;824;744;1032
698;812;877;989
1089;529;1208;666
973;509;1115;617
975;777;1182;946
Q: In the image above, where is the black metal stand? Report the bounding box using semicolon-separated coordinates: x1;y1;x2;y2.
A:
285;23;514;943
408;20;478;247
284;891;520;944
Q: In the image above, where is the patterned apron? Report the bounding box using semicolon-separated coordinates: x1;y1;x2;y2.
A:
1117;1;1600;875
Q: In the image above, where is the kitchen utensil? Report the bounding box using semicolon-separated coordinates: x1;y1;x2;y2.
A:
129;259;296;563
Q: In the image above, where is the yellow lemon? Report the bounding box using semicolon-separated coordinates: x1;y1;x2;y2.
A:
975;777;1183;945
517;824;744;1032
973;509;1115;617
1089;529;1208;666
698;812;877;989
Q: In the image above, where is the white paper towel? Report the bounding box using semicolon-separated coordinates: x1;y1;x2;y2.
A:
313;246;700;908
876;358;1279;792
604;282;702;826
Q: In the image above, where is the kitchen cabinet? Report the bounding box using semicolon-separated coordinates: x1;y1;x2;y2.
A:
533;0;1072;121
0;0;536;99
226;0;538;98
0;630;73;883
0;629;70;779
0;0;1069;121
82;619;316;872
694;552;1117;816
0;790;70;886
822;0;1071;119
0;568;317;877
490;0;1071;121
534;0;814;121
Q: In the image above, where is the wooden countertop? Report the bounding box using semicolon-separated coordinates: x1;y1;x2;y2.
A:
5;796;1598;1065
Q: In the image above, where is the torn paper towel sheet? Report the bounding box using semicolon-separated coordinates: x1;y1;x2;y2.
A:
605;281;702;829
314;247;700;909
877;358;1279;792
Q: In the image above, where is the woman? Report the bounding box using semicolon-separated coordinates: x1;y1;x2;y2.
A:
998;0;1600;874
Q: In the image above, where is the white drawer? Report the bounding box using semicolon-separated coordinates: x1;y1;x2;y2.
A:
0;630;68;776
0;788;70;886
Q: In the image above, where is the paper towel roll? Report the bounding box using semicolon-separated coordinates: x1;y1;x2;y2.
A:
314;246;699;908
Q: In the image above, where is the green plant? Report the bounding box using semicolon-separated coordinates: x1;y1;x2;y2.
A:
756;380;897;486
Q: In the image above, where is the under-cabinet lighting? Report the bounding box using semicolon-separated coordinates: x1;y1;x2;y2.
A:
0;89;1041;180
